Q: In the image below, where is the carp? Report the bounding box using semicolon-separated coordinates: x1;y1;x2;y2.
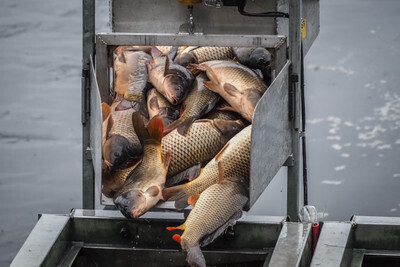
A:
164;73;220;135
147;47;194;105
113;114;171;218
175;46;234;68
205;99;244;122
113;48;152;111
102;100;142;172
163;125;252;210
193;60;268;122
162;118;244;180
147;88;180;128
167;163;248;267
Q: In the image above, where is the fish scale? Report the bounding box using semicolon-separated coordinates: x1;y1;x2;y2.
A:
162;120;230;177
108;106;139;146
163;125;251;207
191;47;234;63
182;177;248;248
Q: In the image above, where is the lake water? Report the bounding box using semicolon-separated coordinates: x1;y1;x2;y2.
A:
1;0;399;265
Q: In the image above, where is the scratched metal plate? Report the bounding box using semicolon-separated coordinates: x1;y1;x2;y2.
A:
89;57;102;204
248;61;291;210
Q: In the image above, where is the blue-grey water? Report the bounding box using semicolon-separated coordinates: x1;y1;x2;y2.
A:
1;0;399;265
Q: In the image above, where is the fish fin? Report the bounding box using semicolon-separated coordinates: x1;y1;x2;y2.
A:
216;106;239;113
203;81;219;93
130;101;148;118
165;164;202;187
118;50;127;63
217;161;225;183
166;224;185;231
188;194;200;207
115;99;133;111
151;46;165;58
146;115;164;143
145;185;160;197
165;116;196;136
194;118;212;123
190;63;206;75
223;83;242;97
172;234;182;244
167;46;179;61
182;241;206;267
215;143;229;161
163;56;173;77
106;114;114;140
101;102;111;122
163;151;172;171
162;185;190;210
232;56;239;63
199;210;243;247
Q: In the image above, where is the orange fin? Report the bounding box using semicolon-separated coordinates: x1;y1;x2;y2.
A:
105;114;114;139
203;81;219;93
172;234;181;244
102;103;111;122
166;224;185;231
188;194;200;207
146;115;164;143
215;143;229;161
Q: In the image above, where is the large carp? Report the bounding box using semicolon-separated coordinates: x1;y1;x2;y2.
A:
175;46;234;68
147;88;180;128
167;164;248;267
102;99;142;172
147;47;194;105
163;125;252;209
193;60;268;122
113;114;171;218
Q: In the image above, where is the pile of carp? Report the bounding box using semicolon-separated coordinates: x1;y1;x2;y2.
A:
101;45;272;267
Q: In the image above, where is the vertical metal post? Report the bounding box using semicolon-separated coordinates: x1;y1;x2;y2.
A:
287;0;302;221
82;0;95;209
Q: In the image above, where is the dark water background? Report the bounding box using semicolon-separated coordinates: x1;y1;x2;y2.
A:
1;0;399;265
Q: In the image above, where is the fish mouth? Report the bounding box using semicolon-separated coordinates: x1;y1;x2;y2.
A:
114;190;146;219
104;160;113;171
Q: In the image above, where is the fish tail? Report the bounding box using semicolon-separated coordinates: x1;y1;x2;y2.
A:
182;241;206;267
163;117;195;136
162;185;190;210
132;113;164;145
190;63;206;75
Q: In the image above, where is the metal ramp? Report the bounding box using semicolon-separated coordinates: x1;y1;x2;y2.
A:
11;209;315;267
311;216;400;267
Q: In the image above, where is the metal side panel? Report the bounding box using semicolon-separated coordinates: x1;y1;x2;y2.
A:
90;56;102;204
10;214;71;267
268;222;312;267
302;0;320;55
310;222;354;267
352;216;400;250
110;0;282;35
248;61;291;210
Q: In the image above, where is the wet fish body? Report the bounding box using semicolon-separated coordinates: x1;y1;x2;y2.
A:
164;73;220;135
114;49;152;105
102;161;141;198
147;88;180;127
175;46;234;68
147;47;194;105
162;118;244;179
114;114;170;218
163;125;252;209
194;60;268;122
205;99;244;122
102;101;142;171
167;175;248;267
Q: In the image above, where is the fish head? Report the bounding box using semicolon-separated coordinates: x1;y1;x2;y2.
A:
250;47;271;68
114;185;162;218
163;71;192;105
103;135;134;171
174;53;198;68
213;119;245;140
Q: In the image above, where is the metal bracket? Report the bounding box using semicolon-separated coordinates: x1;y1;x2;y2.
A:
179;5;203;35
283;155;295;167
